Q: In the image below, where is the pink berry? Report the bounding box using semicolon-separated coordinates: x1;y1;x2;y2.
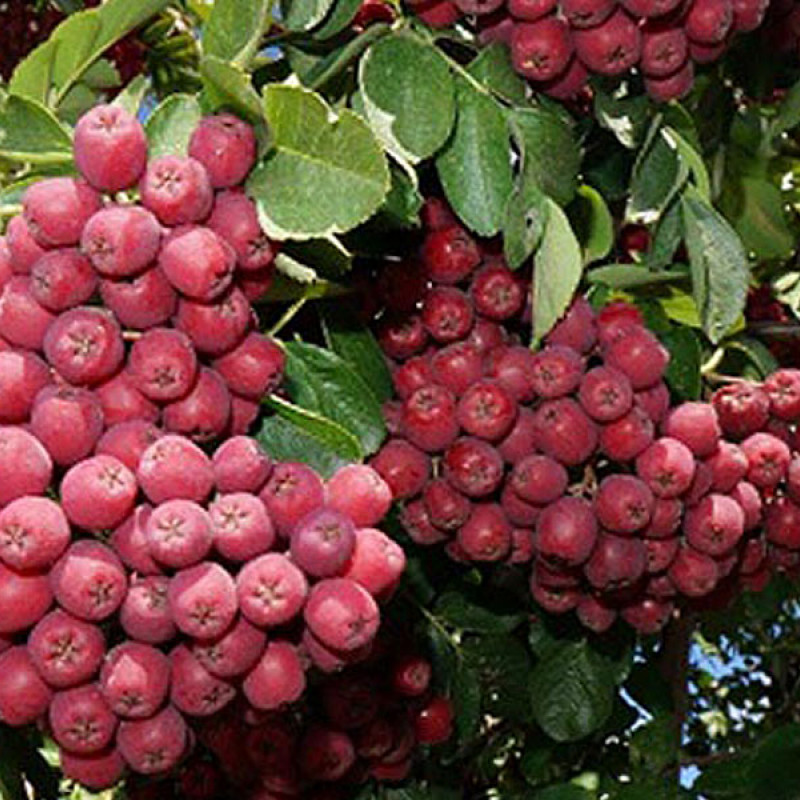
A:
60;454;137;531
444;437;504;497
213;436;272;494
6;216;46;274
168;561;238;640
60;747;125;791
159;225;235;301
668;546;719;596
0;647;52;725
120;575;176;645
685;0;733;43
147;500;214;569
497;407;539;464
684;493;745;556
162;366;231;442
421;286;474;343
0;496;70;570
96;420;162;472
117;706;187;775
81;205;161;278
50;540;127;622
210;492;275;562
536;497;597;567
207;189;276;271
599;404;654;461
643;497;683;539
189;114;257;189
339;527;406;599
30;248;98;311
562;0;615;28
0;425;53;504
128;328;198;403
74;104;147;192
243;640;306;711
457;379;518;441
100;267;178;330
765;497;800;549
371;440;430;499
23;177;100;247
457;502;512;561
509;454;567;505
484;345;537;403
325;464;392;527
640;22;689;78
731;481;762;531
140;156;213;226
741;432;791;488
0;276;56;350
212;332;285;399
533;398;599;465
175;286;251;356
584;533;646;590
577;594;617;633
291;507;356;578
169;643;236;717
0;349;51;423
192;615;266;678
0;561;52;634
259;462;325;536
304;578;380;652
50;684;117;754
236;552;308;627
636;437;696;498
711;382;770;439
663;402;721;458
594;475;654;534
707;442;748;492
28;609;105;688
579;366;634;422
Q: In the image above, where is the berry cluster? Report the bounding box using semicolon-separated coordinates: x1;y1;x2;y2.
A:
406;0;769;102
0;104;284;453
371;202;800;635
0;428;438;793
125;646;451;800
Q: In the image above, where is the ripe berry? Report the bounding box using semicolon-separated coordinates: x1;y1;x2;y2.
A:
457;379;518;440
414;696;454;745
444;437;504;497
562;0;616;28
741;432;791;488
530;345;584;399
0;562;52;634
81;206;161;278
168;561;237;640
159;226;235;301
584;533;646;590
470;262;525;320
457;502;512;561
663;402;722;458
533;398;599;465
140;156;213;226
685;0;733;43
579;366;634;422
573;9;642;75
23;178;100;247
604;328;668;389
599;405;654;461
511;18;574;82
510;454;567;504
137;434;215;504
117;707;187;775
536;496;597;567
189;114;257;189
259;462;325;536
99;268;178;330
684;494;745;556
421;226;481;284
402;384;460;452
128;328;198;403
668;546;719;597
421;286;474;343
207;190;276;272
636;437;696;498
237;552;308;628
711;382;770;439
0;647;53;725
31;249;97;311
211;332;285;399
594;475;654;534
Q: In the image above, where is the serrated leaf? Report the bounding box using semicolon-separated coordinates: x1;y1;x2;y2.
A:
320;303;393;404
646;198;683;270
628;128;687;225
283;340;386;455
10;0;170;107
570;185;613;265
662;326;702;400
437;76;513;236
659;286;702;328
434;590;526;634
533;198;583;345
204;0;270;67
0;94;73;164
260;396;362;477
594;90;651;149
468;43;528;104
511;107;580;207
282;0;336;31
719;176;796;262
587;264;689;289
145;94;202;159
359;32;456;164
530;640;616;742
200;55;264;122
681;189;749;344
248;84;389;240
504;171;548;270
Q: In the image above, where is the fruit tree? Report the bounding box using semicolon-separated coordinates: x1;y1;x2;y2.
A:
2;1;800;799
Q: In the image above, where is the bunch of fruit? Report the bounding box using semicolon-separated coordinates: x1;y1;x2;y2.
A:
0;104;283;451
371;202;800;635
406;0;770;101
0;430;434;792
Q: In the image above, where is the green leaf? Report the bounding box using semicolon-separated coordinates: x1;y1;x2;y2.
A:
312;0;363;40
719;176;796;262
504;171;548;270
377;163;423;228
437;76;513;236
747;724;800;800
434;590;527;634
452;660;482;746
0;728;25;800
724;336;779;379
463;635;533;723
511;107;580;207
203;0;270;67
629;713;678;775
694;753;751;799
646;198;683;270
283;340;386;456
662;325;702;400
113;74;151;117
530;640;616;742
468;43;528;105
667;125;710;200
628;128;687;224
145;94;203;159
569;185;614;265
0;94;73;165
533;198;584;345
681;189;750;344
773;78;800;136
658;286;702;328
259;396;362;477
282;0;335;31
200;55;264;122
359;32;456;164
587;264;689;289
593;90;651;149
320;303;393;404
248;84;390;240
10;0;170;107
